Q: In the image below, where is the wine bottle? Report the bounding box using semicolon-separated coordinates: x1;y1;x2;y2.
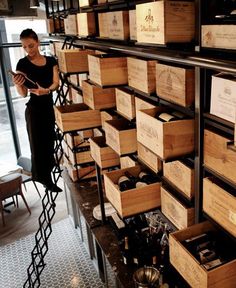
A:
156;112;177;122
117;172;135;191
138;171;159;185
171;111;186;120
122;236;132;265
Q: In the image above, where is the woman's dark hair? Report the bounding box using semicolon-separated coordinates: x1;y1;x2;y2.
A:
20;29;38;41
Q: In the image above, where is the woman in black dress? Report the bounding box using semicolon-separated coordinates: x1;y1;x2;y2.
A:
12;29;61;192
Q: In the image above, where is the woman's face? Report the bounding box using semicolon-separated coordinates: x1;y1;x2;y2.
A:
21;37;39;58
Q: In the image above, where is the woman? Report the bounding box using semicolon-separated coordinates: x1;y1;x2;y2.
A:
12;28;61;192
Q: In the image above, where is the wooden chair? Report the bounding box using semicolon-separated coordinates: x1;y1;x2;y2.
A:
0;174;31;226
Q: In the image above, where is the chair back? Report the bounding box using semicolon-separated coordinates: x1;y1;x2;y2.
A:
0;175;21;200
17;156;32;173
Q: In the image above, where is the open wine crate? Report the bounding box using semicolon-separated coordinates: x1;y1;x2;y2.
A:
104;118;137;155
115;88;135;121
169;221;236;288
89;136;120;169
136;107;194;160
54;103;101;132
104;165;161;218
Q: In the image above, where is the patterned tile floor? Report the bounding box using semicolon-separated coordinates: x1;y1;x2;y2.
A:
0;218;105;288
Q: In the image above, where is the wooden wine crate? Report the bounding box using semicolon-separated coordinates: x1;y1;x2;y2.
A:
78;73;88;87
161;186;194;230
101;111;119;130
115;88;135;121
135;97;156;115
82;80;116;110
70;74;79;86
210;73;236;123
104;119;137;155
79;0;94;7
93;128;103;137
127;57;157;94
204;129;236;185
90;136;120;169
98;13;109;38
203;177;236;238
46;18;62;34
129;10;137;41
79;129;94;139
136;107;194;160
54;103;101;132
65;132;84;150
63;157;96;182
72;90;83;104
77;12;96;37
169;221;236;288
120;156;138;169
137;142;162;173
107;11;129;40
64;14;78;35
54;41;64;57
57;49;96;73
104;165;161;217
136;1;195;45
68;145;93;165
156;63;195;107
163;160;194;199
88;54;128;87
202;25;236;50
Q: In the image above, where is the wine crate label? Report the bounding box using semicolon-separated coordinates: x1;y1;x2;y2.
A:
163;160;194;199
136;1;195;45
116;88;135;120
156;63;194;107
98;13;109;38
107;11;129;40
128;57;156;94
64;14;78;35
203;178;236;237
161;187;194;230
202;25;236;50
129;10;137;40
210;74;236;123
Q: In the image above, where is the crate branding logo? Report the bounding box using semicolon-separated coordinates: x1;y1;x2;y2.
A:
140;8;160;34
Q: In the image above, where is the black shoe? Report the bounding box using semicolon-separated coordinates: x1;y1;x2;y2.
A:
44;183;62;192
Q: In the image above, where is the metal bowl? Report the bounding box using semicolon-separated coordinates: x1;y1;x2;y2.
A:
133;266;160;288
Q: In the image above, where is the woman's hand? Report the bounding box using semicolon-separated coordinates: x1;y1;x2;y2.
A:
29;83;50;96
12;73;25;86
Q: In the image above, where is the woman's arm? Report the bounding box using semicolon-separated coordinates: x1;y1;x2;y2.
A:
12;73;28;97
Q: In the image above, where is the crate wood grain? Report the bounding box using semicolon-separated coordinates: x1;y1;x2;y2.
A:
64;14;78;35
65;132;84;150
68;146;93;165
88;54;128;87
77;12;96;37
161;186;194;230
163;160;194;199
129;10;137;41
204;129;236;185
98;13;109;38
54;103;101;132
156;63;195;107
210;74;236;123
136;1;195;45
104;165;161;217
169;221;236;288
82;80;116;110
107;11;129;40
57;49;95;73
104;119;137;155
120;156;138;169
78;73;88;87
135;97;156;115
137;142;162;173
115;88;135;120
128;57;156;94
79;0;94;7
202;25;236;50
89;136;120;169
203;177;236;238
78;129;94;139
101;111;119;131
136;107;194;160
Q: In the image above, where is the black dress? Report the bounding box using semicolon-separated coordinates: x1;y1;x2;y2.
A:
16;56;57;185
